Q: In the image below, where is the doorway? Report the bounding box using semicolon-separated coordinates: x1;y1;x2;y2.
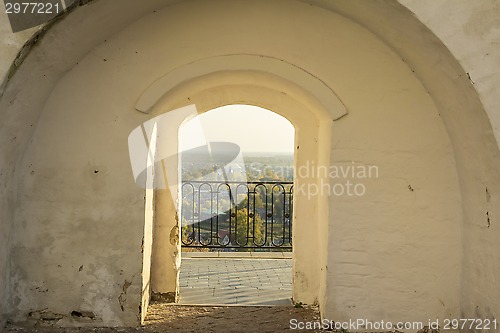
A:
178;105;295;305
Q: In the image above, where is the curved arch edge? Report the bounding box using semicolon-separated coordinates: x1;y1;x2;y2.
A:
135;54;348;120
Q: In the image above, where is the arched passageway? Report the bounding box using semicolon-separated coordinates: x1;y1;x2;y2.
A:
0;0;498;328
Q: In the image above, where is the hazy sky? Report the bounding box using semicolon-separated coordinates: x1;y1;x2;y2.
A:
179;105;295;153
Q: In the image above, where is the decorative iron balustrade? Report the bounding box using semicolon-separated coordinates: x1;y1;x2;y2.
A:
181;181;293;250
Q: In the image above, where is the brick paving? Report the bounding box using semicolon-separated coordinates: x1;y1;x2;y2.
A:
179;253;292;306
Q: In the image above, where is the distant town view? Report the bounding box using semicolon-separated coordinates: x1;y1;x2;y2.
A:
180;150;294;252
178;104;295;252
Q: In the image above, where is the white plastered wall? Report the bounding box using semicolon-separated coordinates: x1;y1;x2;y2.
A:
398;0;500;322
0;0;498;329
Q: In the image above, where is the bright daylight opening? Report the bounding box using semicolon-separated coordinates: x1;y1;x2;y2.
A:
178;104;295;306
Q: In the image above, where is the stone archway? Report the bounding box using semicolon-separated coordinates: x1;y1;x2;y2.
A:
141;70;336;320
0;0;498;328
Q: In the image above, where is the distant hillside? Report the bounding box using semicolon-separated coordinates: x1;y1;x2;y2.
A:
181;143;293;164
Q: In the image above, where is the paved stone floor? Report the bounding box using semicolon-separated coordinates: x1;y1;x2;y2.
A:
5;305;321;332
179;253;292;306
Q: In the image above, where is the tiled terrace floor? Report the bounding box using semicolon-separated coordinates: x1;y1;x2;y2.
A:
179;252;292;306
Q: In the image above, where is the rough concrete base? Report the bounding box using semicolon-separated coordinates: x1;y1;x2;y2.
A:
151;292;177;303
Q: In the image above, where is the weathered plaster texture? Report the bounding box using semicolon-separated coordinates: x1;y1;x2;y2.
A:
0;12;36;89
400;0;500;147
0;10;38;330
399;0;500;323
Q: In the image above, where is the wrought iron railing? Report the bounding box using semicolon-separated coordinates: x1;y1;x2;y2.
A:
181;181;293;250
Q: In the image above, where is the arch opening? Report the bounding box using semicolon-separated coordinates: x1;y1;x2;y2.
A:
143;74;333;320
173;104;296;306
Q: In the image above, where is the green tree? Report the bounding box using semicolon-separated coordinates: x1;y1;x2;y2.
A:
234;208;264;247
